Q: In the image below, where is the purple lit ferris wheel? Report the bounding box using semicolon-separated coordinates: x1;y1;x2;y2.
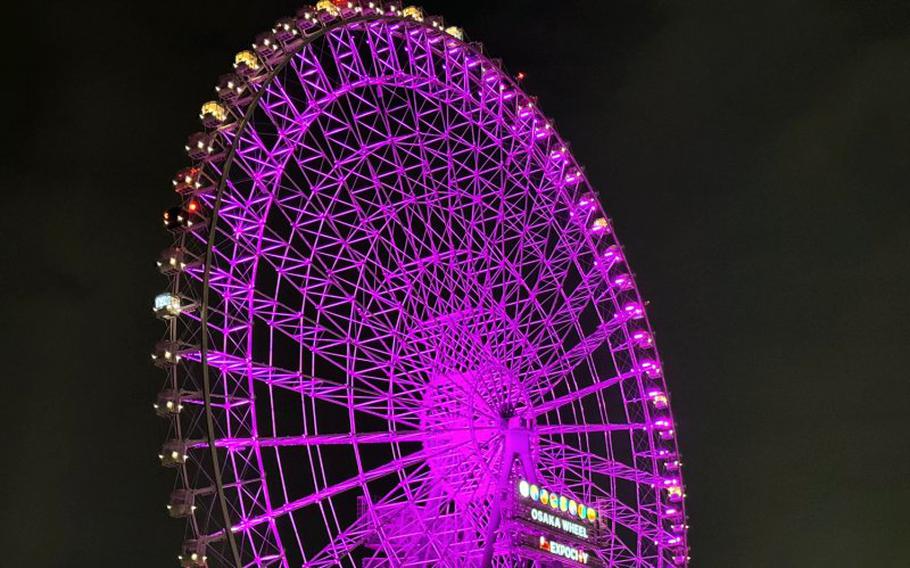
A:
153;3;689;567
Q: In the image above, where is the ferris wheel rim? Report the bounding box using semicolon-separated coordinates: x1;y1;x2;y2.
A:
157;5;689;567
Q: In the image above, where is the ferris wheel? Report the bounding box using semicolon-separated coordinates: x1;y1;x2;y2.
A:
152;2;689;567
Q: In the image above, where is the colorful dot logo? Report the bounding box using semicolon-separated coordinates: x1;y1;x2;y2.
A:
517;479;597;524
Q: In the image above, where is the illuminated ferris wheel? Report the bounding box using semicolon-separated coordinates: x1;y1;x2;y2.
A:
152;2;689;567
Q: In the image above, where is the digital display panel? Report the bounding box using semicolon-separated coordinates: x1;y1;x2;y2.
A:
510;479;604;565
513;533;602;567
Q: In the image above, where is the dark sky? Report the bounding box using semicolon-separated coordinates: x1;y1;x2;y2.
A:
2;1;908;566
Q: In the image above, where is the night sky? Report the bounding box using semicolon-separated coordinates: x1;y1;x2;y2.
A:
3;1;909;565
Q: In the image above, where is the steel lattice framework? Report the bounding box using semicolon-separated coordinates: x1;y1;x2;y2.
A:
153;3;689;568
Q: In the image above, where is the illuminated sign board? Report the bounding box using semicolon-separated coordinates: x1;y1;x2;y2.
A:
539;535;591;565
515;479;599;532
512;533;601;567
511;479;604;565
529;507;589;539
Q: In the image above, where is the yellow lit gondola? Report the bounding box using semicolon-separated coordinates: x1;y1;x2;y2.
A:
316;0;341;17
234;50;261;71
200;101;228;124
591;217;610;232
402;6;424;21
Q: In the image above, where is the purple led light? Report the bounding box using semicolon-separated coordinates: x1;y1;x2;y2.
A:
632;329;654;348
641;359;663;378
